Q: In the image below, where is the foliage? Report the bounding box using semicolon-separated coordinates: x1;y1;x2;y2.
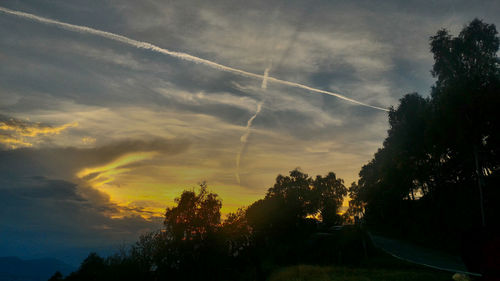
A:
247;169;347;236
350;19;500;251
54;170;348;281
164;182;222;242
222;207;252;256
345;182;364;220
314;172;348;225
268;264;451;281
48;271;63;281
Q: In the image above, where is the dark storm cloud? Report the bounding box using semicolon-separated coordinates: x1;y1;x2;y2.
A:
0;175;160;264
11;177;83;200
0;137;185;262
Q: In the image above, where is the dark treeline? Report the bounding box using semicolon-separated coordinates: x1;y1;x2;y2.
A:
348;19;500;256
50;170;362;281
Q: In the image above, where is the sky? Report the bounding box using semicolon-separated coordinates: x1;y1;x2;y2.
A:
1;0;499;264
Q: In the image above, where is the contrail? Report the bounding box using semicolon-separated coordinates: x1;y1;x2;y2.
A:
235;66;269;184
235;101;263;185
0;6;389;112
261;66;270;90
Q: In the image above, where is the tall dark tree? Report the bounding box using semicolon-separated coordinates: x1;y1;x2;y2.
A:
429;19;500;227
430;19;499;163
351;19;500;247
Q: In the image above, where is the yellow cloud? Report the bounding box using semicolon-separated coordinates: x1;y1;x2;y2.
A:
0;121;78;137
77;151;168;219
111;202;165;220
82;136;97;144
77;154;262;219
77;152;157;187
0;135;33;149
0;117;78;149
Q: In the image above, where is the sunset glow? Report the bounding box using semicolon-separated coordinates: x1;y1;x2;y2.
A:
1;0;498;269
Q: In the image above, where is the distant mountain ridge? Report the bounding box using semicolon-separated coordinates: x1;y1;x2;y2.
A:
0;256;75;281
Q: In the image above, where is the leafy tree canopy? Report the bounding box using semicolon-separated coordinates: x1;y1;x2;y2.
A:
164;182;222;241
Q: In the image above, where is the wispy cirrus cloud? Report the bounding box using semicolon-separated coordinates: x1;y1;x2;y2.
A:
0;6;389;112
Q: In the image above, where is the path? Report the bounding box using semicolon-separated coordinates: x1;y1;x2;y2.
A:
369;233;481;277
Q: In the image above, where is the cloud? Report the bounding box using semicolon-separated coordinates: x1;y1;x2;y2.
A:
0;5;388;112
235;102;263;184
77;151;158;191
0;114;77;149
82;136;96;144
0;175;160;263
0;137;190;217
0;137;190;260
0;134;33;148
0;137;190;181
235;65;270;184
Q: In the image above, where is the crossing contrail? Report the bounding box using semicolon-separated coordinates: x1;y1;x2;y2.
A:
0;6;389;112
260;66;270;90
235;66;269;184
235;101;263;185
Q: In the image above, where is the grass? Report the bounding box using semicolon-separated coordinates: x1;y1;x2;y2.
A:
268;264;453;281
268;250;455;281
266;225;465;281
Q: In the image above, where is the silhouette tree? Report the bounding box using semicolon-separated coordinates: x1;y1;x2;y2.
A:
161;183;226;280
247;169;347;235
350;19;500;250
430;19;500;226
164;182;222;242
313;172;347;225
64;253;107;281
48;271;63;281
345;182;365;222
428;19;500;276
222;207;252;256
